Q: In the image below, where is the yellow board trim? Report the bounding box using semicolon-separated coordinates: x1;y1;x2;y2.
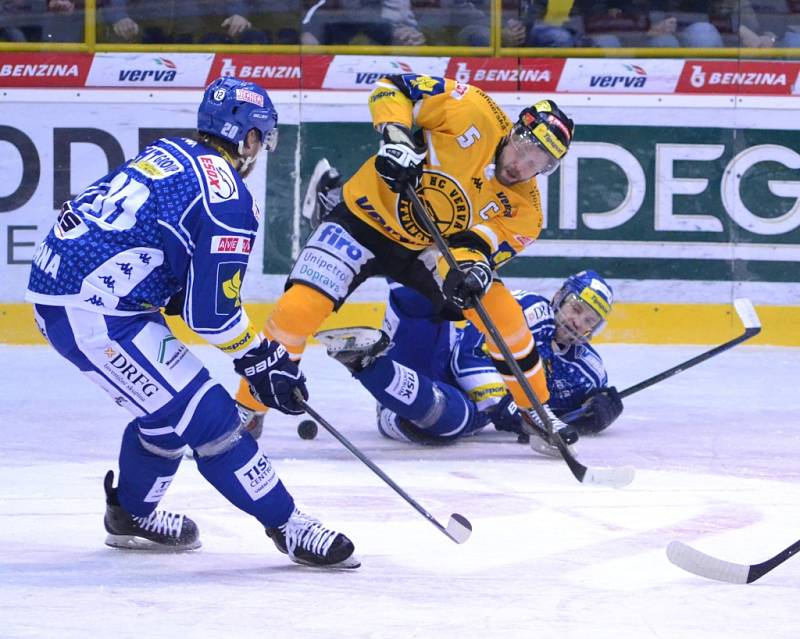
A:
4;302;799;346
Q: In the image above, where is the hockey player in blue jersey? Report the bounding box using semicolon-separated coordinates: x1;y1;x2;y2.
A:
25;77;358;568
317;271;622;449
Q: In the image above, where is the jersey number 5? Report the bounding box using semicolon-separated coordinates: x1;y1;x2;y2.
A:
456;126;481;149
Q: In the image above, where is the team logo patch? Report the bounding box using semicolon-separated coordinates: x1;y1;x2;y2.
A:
211;235;252;255
397;171;471;242
405;74;445;99
199;154;239;203
216;263;244;314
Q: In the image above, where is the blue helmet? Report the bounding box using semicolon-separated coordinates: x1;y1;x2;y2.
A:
553;270;614;343
197;77;278;152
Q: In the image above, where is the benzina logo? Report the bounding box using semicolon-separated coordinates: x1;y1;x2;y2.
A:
220;57;301;80
0;63;79;77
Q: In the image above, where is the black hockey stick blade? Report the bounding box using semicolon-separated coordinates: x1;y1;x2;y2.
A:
667;538;800;584
297;392;472;544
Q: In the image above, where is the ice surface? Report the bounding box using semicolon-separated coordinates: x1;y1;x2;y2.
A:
1;343;799;639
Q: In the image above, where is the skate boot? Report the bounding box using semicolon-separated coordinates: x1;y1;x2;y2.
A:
265;508;360;569
301;158;343;228
315;327;391;374
377;406;455;446
522;405;579;458
103;470;201;551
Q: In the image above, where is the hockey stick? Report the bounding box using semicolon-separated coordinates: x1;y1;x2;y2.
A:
560;298;761;423
666;538;800;584
297;393;472;544
404;185;634;489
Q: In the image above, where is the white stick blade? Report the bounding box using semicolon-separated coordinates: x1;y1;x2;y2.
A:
584;465;635;489
733;298;761;330
446;513;472;544
666;541;750;584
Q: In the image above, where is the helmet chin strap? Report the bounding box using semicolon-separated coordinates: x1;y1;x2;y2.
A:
237;139;260;174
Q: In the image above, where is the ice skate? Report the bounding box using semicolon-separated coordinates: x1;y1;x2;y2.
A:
103;470;201;551
316;327;391;374
301;158;342;228
265;508;360;569
377;406;456;446
522;406;579;458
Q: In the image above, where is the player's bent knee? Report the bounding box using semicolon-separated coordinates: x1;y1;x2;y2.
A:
173;381;242;453
288;221;375;309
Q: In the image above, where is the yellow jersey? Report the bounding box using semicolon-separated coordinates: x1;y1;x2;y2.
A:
342;74;544;270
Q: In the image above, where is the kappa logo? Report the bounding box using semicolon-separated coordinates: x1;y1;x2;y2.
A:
211;235;252;255
199;155;239;202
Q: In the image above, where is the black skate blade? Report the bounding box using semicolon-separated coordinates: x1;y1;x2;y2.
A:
446;513;472;544
104;533;201;553
289;554;361;570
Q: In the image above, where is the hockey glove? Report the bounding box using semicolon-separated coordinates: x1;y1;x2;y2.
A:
374;123;426;193
233;340;309;416
488;393;523;435
571;387;623;435
442;259;493;310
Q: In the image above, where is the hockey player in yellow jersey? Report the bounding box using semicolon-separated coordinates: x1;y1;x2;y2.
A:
236;73;575;435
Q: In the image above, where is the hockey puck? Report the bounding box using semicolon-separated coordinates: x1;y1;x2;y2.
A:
297;419;318;440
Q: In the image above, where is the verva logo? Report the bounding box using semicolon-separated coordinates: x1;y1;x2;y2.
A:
446;58;563;91
86;53;213;87
321;55;448;90
557;59;683;93
0;52;92;87
211;54;303;89
677;60;799;95
118;57;177;82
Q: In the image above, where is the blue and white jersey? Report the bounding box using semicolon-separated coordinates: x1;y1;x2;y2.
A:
454;291;608;413
26;137;262;357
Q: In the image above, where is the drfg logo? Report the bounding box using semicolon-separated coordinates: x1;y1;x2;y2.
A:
104;347;160;397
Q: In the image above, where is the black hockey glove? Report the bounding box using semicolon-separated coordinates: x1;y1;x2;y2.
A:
488;393;523;435
442;260;493;310
570;386;623;435
374;123;426;193
233;340;308;416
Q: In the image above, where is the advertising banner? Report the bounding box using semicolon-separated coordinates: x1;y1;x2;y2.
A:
1;90;798;306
